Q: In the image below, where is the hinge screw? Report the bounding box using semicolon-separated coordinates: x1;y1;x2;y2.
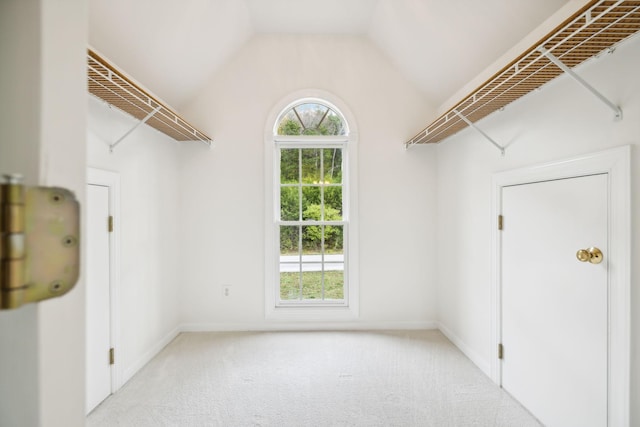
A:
49;281;64;293
62;235;78;248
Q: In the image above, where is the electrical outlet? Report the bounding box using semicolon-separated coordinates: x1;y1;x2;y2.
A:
222;285;232;297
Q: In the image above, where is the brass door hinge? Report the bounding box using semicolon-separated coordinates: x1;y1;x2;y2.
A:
109;348;115;365
0;174;80;309
108;215;113;232
498;343;504;360
498;215;504;230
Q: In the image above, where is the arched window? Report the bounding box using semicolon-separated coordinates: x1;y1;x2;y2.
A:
275;102;347;136
265;94;358;318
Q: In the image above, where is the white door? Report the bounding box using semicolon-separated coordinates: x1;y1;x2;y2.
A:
86;184;112;413
501;174;608;427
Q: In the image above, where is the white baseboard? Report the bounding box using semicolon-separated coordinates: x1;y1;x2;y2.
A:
118;326;180;389
180;320;438;332
436;321;491;376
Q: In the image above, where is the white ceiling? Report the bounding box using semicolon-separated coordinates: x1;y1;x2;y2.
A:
245;0;379;34
89;0;571;109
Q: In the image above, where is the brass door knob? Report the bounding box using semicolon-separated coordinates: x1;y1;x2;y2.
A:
576;247;603;264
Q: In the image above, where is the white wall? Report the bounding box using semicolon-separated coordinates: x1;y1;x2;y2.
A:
0;0;87;426
38;2;88;424
87;97;182;384
435;34;640;423
179;35;438;329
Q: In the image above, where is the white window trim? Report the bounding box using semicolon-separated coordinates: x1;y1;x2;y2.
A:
264;90;359;322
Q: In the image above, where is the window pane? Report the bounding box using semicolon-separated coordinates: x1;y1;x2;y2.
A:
280;226;301;301
323;110;346;136
280;149;299;184
299;267;344;300
297;104;326;130
277;113;303;136
280;187;299;221
325;225;343;253
301;266;323;300
302;186;321;220
274;99;349;306
324;266;344;300
280;226;299;256
324;186;342;221
301;225;322;256
301;149;321;183
276;103;346;136
323;148;342;184
280;271;300;300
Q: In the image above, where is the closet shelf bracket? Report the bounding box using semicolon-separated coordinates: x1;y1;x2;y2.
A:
109;106;162;153
537;46;622;120
452;109;505;156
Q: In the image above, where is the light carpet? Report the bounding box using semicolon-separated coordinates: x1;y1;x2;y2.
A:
87;330;541;426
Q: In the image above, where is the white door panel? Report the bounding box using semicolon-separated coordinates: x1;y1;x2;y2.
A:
501;174;608;427
86;184;112;413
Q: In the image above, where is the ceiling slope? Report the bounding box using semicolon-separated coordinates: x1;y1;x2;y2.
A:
89;0;252;108
369;0;571;106
89;0;571;110
245;0;378;34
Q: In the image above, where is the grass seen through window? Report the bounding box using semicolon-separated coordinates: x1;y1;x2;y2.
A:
280;271;344;300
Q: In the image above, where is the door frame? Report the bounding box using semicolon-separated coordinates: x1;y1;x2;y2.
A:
87;167;121;394
491;145;630;426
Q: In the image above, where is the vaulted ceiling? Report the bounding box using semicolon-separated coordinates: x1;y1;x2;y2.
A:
89;0;571;109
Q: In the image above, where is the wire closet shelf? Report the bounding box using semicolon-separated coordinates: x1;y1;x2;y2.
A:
406;0;640;149
87;49;212;147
